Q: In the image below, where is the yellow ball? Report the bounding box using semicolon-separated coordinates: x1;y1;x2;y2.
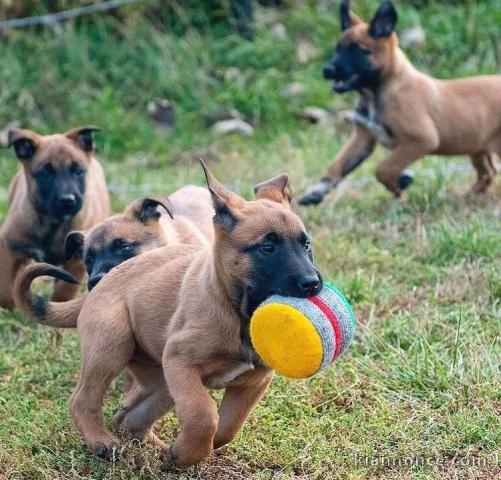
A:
251;303;324;378
250;283;356;378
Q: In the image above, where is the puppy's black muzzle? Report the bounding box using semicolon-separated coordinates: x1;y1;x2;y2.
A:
51;194;83;220
88;273;105;291
288;270;323;298
87;261;117;290
297;274;322;297
324;60;358;91
323;65;337;80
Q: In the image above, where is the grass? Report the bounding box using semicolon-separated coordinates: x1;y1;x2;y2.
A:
0;1;500;478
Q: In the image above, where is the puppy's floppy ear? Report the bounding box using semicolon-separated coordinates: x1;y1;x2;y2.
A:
64;231;85;261
254;173;292;207
127;197;174;223
65;126;101;153
8;128;41;161
369;0;397;38
200;158;242;231
340;0;362;31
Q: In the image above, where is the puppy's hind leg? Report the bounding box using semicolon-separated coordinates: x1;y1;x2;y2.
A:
113;362;174;448
469;152;496;194
375;143;430;196
70;306;134;461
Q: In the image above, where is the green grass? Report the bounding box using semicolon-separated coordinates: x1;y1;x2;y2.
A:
0;1;500;479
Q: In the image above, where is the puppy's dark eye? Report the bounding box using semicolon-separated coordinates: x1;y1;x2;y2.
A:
70;163;85;177
259;243;275;254
120;244;133;254
113;239;133;255
36;164;55;178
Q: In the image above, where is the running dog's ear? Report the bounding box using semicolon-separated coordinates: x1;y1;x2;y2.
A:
340;0;362;31
8;128;41;161
65;126;101;153
369;1;398;38
200;158;243;231
254;173;292;208
127;197;174;223
64;231;85;261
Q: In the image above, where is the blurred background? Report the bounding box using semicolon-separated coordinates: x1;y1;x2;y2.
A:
0;1;499;204
0;2;500;479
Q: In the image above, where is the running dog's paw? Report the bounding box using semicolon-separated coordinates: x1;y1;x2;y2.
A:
398;172;414;190
339;110;356;124
298;179;333;206
298;190;325;205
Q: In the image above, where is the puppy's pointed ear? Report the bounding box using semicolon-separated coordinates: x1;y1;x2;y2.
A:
64;231;85;261
200;159;242;231
369;0;397;38
65;126;101;153
8;128;41;161
126;197;174;223
340;0;362;31
254;173;292;208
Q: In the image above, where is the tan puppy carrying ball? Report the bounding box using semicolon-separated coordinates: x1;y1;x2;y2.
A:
15;185;214;328
299;0;501;205
42;162;321;466
0;126;110;309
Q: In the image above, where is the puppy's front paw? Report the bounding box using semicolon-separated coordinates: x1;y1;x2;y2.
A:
167;440;213;467
93;440;121;461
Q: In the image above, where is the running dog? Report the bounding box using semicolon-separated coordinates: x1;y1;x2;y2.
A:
299;0;501;205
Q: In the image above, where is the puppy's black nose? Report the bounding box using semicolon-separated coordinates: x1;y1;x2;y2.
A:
88;273;105;291
57;194;77;210
323;65;336;79
298;274;321;296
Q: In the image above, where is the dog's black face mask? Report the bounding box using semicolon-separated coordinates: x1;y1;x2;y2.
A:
323;0;398;93
243;231;323;317
323;42;381;93
32;162;86;221
84;238;138;290
64;230;139;291
65;198;171;291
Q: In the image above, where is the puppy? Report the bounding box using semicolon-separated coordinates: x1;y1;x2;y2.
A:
0;126;110;309
299;0;501;205
67;185;214;291
14;185;214;328
62;162;321;466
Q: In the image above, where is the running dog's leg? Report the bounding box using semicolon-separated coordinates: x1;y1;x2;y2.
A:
298;127;376;205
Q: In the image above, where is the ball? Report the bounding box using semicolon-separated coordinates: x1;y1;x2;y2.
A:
250;282;356;378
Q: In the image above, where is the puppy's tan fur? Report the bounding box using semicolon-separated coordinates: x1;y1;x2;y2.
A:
14;185;214;328
300;3;500;203
0;127;110;309
68;165;309;466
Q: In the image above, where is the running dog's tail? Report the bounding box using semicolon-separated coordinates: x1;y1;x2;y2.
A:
14;263;83;328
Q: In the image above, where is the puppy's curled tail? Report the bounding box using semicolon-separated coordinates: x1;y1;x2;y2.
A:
14;263;83;328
